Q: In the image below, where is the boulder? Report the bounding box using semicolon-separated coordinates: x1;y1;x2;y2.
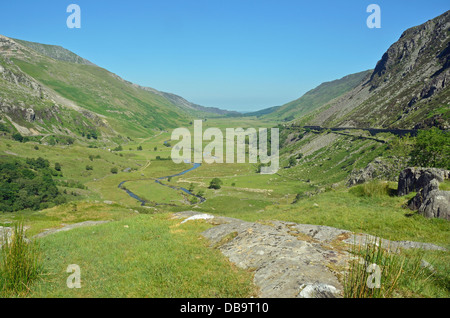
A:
418;189;450;220
408;178;440;210
398;168;450;220
398;167;449;196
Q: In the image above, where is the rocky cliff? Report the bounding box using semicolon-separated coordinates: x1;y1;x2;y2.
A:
309;11;450;129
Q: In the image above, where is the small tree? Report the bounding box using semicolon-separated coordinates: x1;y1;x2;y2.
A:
409;128;450;169
54;163;62;172
137;146;143;151
288;156;297;168
209;178;223;190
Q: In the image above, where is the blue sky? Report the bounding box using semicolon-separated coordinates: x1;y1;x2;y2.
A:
1;1;449;112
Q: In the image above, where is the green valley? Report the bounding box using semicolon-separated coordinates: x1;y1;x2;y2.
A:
1;9;449;300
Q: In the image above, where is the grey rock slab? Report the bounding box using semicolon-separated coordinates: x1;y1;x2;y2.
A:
33;220;111;239
173;212;447;298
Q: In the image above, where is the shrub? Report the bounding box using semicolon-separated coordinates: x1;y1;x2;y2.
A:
288;156;297;168
409;128;450;169
111;167;118;174
86;165;93;171
189;196;199;204
209;178;223;190
12;133;24;142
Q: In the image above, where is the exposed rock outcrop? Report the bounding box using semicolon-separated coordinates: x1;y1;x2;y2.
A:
347;157;406;186
398;167;449;196
172;211;446;298
308;10;450;129
398;167;450;220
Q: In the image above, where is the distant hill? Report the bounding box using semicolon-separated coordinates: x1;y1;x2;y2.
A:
234;105;281;118
133;84;240;117
261;70;372;122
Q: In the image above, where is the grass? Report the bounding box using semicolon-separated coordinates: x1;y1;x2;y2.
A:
343;237;445;298
349;180;393;198
0;223;43;296
1;115;449;298
27;213;257;298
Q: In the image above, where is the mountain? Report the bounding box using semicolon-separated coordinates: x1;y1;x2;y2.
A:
303;10;450;129
264;70;372;122
13;38;97;66
238;105;281;117
0;36;233;145
131;84;240;117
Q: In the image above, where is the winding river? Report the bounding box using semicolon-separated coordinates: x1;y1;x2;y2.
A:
118;163;205;206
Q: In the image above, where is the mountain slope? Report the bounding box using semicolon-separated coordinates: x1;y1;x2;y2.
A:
262;70;371;122
13;38;96;66
305;10;450;129
0;35;195;141
133;84;240;117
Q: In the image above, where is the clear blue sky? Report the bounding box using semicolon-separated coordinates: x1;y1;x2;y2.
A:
1;0;449;112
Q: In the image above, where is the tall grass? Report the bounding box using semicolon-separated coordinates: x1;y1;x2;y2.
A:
0;223;43;296
343;237;436;298
349;180;392;198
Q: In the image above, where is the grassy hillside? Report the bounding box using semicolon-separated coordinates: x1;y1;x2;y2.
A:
0;35;194;142
263;70;371;122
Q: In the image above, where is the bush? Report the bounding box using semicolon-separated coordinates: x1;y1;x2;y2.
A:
409;128;450;169
0;123;9;132
209;178;223;190
86;165;93;171
111;167;118;174
288;156;297;168
12;133;24;142
0;157;62;212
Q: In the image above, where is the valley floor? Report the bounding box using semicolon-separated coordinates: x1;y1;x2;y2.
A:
0;119;449;298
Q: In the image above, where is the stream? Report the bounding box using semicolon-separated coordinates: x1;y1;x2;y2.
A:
118;163;205;206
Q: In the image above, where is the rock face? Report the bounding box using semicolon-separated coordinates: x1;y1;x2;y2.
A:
172;211;446;298
398;167;450;220
308;10;450;129
398;167;449;196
